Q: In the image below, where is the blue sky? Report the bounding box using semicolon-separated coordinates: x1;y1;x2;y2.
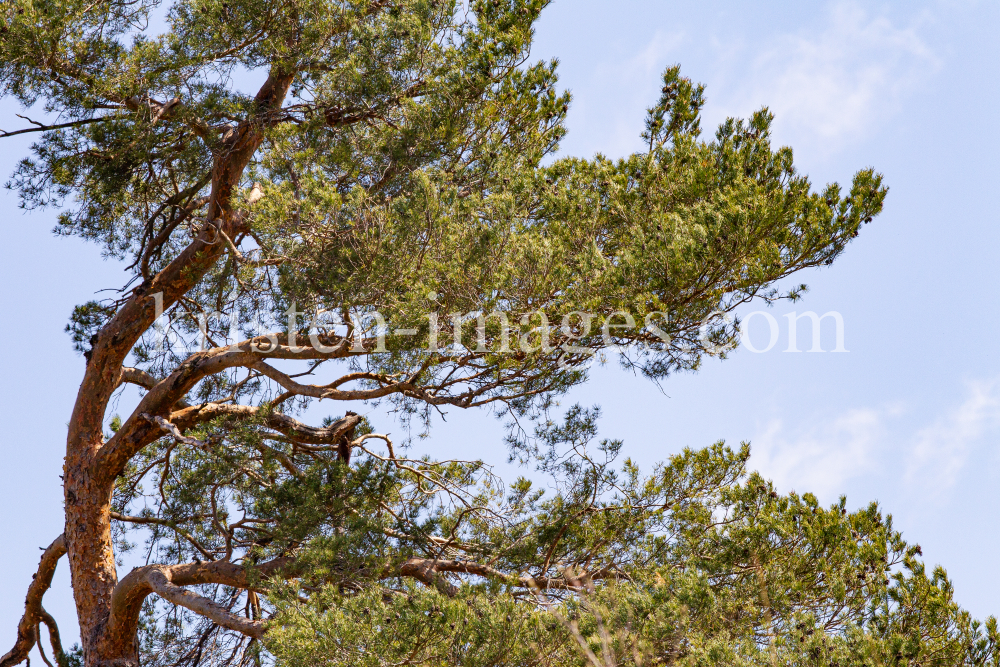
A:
1;0;998;651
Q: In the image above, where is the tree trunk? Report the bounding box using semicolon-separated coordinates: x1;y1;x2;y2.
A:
64;436;137;667
57;69;293;667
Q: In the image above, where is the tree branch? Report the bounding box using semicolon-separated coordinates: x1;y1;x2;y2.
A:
33;625;53;667
37;609;66;667
118;366;160;392
146;569;265;639
141;413;215;449
107;558;292;645
398;557;613;594
110;512;215;561
168;402;360;446
71;68;296;468
0;115;110;138
98;332;523;485
96;334;367;483
0;535;67;667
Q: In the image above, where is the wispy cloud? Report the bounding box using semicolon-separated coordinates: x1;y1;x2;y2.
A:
907;378;1000;491
561;1;940;160
749;379;1000;503
714;1;939;152
749;405;897;499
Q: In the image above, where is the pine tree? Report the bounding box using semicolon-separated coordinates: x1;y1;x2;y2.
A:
3;1;991;666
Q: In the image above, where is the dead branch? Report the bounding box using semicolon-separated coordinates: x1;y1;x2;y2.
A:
147;569;266;639
0;535;67;667
0;115;110;138
107;558;293;645
37;609;66;667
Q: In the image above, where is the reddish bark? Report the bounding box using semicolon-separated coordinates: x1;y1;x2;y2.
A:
59;70;294;667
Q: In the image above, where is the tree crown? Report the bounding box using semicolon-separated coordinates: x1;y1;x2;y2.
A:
5;2;985;667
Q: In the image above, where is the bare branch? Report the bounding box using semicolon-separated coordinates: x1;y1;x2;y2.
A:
0;535;66;667
118;367;160;392
147;569;266;639
37;609;66;667
0;115;110;138
398;558;459;597
141;413;214;449
107;558;292;645
139;404;360;478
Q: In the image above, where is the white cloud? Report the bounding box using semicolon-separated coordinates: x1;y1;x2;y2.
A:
748;379;1000;503
714;1;939;151
559;1;939;160
907;378;1000;491
749;405;897;499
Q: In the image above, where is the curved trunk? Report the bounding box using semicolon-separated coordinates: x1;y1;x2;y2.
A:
59;69;294;667
64;440;136;666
